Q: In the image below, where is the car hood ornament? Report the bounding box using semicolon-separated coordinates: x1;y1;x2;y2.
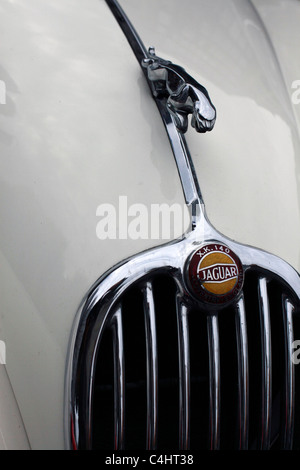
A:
142;47;216;134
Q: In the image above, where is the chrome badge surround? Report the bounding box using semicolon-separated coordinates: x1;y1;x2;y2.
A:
186;242;244;306
65;0;300;450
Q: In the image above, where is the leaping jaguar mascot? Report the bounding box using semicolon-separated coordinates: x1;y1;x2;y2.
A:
142;47;216;134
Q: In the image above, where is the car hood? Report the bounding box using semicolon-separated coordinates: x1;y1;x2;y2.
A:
0;0;299;449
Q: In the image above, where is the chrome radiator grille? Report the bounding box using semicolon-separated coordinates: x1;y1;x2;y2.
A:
72;268;300;450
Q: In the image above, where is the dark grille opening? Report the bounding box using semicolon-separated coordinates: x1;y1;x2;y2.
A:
152;276;179;449
122;287;147;449
218;306;239;449
92;327;114;449
243;270;263;449
267;279;286;449
89;268;300;450
188;308;209;450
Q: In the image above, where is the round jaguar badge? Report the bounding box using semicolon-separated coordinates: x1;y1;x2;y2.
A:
186;242;244;305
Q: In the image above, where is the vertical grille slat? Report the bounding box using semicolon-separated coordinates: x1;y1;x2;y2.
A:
111;305;125;450
282;297;295;449
176;297;191;450
235;295;249;449
258;277;272;449
142;281;158;450
207;314;220;450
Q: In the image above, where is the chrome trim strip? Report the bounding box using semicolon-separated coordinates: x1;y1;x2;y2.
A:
176;296;190;449
258;277;272;449
207;314;220;450
105;0;148;64
142;282;158;450
111;306;125;450
282;298;295;449
104;0;207;225
235;296;249;449
155;98;204;209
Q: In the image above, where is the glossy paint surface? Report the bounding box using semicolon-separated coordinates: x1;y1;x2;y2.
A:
0;366;30;450
0;0;299;449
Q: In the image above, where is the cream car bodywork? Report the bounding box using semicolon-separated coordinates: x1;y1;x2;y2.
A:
0;0;299;449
